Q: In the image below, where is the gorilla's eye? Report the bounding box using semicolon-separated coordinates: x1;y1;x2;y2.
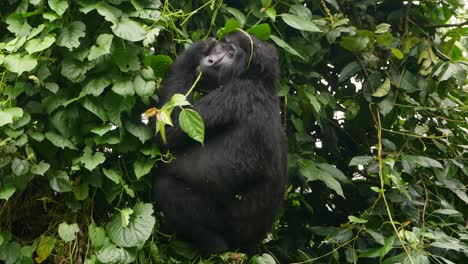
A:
227;50;235;58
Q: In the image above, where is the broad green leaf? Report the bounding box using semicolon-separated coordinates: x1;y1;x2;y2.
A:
348;215;368;223
49;170;73;192
35;235;56;263
265;7;276;22
0;185;16;200
95;2;123;24
281;14;322;32
0;111;13;127
217;19;241;39
391;48;404;59
224;7;246;27
58;222;79;242
340;36;369;52
89;224;106;249
349;156;374;166
375;23;391;34
30;161;50;175
4;54;38;74
111;17;146;42
134;159;156;179
433;209;462;216
88;34;114;60
251;253;276;264
56;21;86;50
81;98;108;121
112;76;135;96
170;94;191;107
179;109;205;144
81;77;111;97
0;241;21;264
270;35;305;60
380;236;395;259
61;57;95;82
300;164;345;198
120;208;134;227
246;23;271;41
133;75;155;97
143;55;173;78
102;168;123;184
81;146;106;171
372;77;391;97
48;0;69;16
338;61;361;82
376;32;393;47
402;155;443;169
73;183;89;200
90;124;114;136
11;158;29;176
97;244;136;264
45;132;77;149
106;203;156;247
25;36;56;54
125;122;152;143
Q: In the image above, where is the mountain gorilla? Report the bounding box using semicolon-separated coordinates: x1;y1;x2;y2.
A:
153;32;287;253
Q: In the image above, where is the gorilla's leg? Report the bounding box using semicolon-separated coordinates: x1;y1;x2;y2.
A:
153;176;229;253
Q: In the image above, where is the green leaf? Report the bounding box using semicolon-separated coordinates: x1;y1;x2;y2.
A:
224;7;246;27
391;48;404;59
338;61;361;82
81;77;111;97
348;215;368;223
179;109;205;144
88;34;114;60
56;21;86;50
349;156;374;166
246;23;271;41
97;244;136;264
125;122;152;143
25;36;56;54
372;77;391;97
375;23;391;34
11;158;29;176
35;235;56;263
120;208;134;227
402;155;443;169
4;54;38;74
143;55;173;78
81;146;106;171
91;124;114;136
106;203;156;247
380;236;395;260
49;170;73;193
73;183;89;200
270;35;305;60
111;17;146;42
217;19;241;39
376;32;393;47
45;132;77;149
340;36;369;52
133;75;155;97
265;7;276;22
300;164;345;198
30;161;51;176
58;222;79;242
81;98;108;121
89;224;106;249
102;168;123;184
281;14;322;32
0;185;16;201
251;253;276;264
112;76;135;96
133;159;156;179
48;0;69;16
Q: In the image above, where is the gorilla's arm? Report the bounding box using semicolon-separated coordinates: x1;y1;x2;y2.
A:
164;86;235;149
158;38;216;104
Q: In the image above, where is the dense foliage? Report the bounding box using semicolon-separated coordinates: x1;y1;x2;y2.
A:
0;0;467;263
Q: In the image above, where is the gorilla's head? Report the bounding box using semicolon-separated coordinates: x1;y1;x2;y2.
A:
198;32;279;89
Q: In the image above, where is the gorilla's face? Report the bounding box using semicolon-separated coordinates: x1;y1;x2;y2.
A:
198;34;250;87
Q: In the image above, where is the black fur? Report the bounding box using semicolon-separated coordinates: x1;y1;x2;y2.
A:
153;32;287;253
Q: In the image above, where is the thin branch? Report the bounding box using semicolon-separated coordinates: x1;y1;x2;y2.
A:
423;21;468;28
